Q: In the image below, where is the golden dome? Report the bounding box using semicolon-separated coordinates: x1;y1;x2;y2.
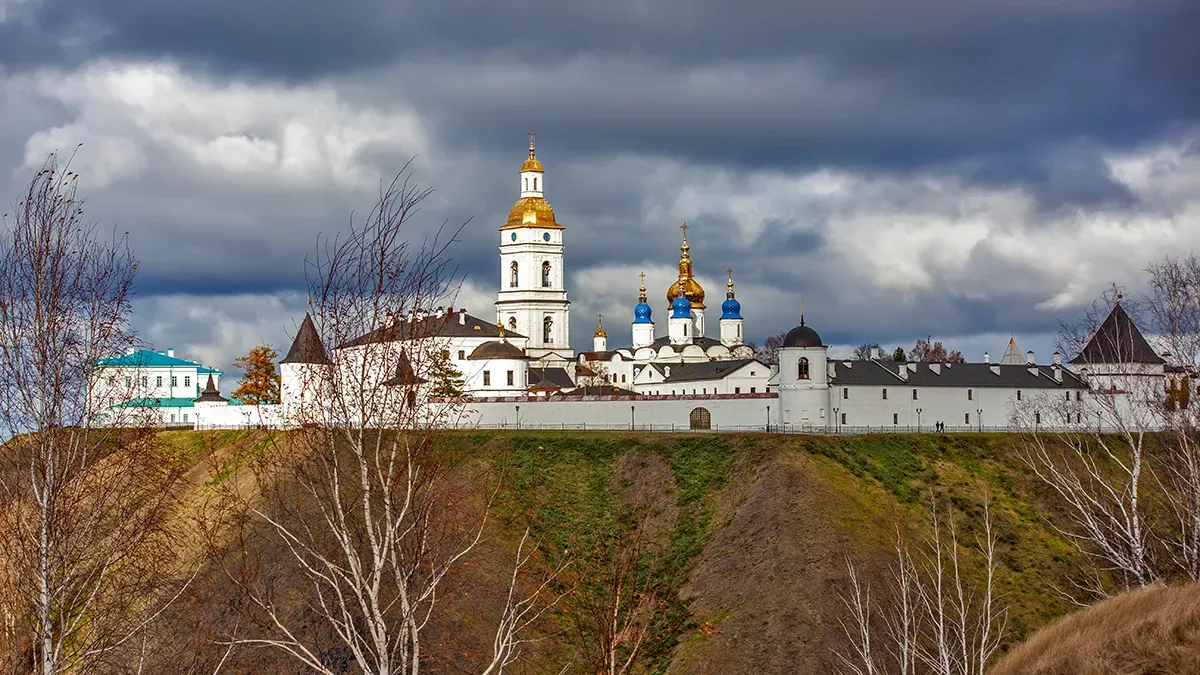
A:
502;196;563;230
594;313;607;338
521;156;544;173
666;222;705;308
667;277;706;309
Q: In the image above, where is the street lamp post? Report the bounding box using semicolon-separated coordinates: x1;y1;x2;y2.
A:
833;407;840;434
766;405;771;433
976;408;983;433
916;408;923;432
515;405;520;430
630;405;635;431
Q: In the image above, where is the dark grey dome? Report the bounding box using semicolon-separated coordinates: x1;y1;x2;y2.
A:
783;323;822;348
468;340;526;361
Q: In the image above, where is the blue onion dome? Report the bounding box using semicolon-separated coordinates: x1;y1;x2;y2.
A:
721;268;742;319
634;302;653;324
671;293;692;319
633;272;654;323
721;297;742;320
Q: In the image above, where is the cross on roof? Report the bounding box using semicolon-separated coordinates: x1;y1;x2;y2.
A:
639;271;646;285
680;222;688;239
528;130;536;150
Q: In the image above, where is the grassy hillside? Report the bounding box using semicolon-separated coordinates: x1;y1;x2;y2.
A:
120;430;1086;673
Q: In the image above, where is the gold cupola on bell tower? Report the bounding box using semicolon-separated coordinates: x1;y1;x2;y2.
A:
665;222;706;309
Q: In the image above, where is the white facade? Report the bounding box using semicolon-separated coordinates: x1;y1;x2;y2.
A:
495;137;573;367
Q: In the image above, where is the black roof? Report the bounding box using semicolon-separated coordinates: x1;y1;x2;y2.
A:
830;359;1088;389
1070;303;1165;365
380;350;427;386
555;385;639;397
468;340;527;361
662;359;765;383
280;313;332;365
338;310;527;349
783;321;822;348
194;374;228;402
528;367;574;390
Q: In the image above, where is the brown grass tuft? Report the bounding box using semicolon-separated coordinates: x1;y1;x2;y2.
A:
990;583;1200;675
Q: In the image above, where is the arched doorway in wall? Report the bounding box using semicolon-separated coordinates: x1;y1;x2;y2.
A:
689;407;711;430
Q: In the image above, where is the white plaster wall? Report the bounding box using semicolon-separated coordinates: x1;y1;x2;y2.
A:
456;395;780;429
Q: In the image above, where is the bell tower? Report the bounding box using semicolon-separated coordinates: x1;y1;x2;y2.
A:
495;132;573;368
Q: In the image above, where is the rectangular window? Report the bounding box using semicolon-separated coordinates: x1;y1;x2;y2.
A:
1017;390;1022;401
441;349;450;359
967;389;973;401
171;376;177;387
735;387;741;394
750;371;756;376
893;413;899;425
912;389;918;400
458;350;465;360
1035;411;1041;424
965;412;970;425
882;388;888;400
1065;391;1070;401
1076;413;1081;423
750;387;756;393
621;374;627;383
843;387;849;400
506;371;514;386
184;376;190;387
1076;391;1081;401
125;376;131;387
840;412;847;424
156;376;163;387
170;414;176;423
141;376;147;386
182;414;188;422
483;371;491;386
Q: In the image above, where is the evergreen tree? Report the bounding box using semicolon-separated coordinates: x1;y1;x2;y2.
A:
892;346;906;361
233;345;281;404
429;352;466;398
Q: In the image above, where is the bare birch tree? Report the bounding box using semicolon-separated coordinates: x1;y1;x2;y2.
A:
0;152;187;673
837;497;1006;675
212;163;562;673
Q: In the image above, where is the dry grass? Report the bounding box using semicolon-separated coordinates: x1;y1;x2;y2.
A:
991;583;1200;675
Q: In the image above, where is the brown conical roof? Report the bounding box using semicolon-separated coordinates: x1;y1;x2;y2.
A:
194;374;228;403
1070;302;1165;365
281;313;331;364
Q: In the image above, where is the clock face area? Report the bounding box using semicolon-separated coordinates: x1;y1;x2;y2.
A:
543;232;551;241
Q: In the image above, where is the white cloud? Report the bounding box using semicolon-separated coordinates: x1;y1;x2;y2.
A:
23;61;431;191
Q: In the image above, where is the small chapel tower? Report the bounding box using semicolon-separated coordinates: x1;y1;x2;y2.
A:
593;313;608;352
495;132;573;367
669;290;694;346
631;272;655;349
719;268;744;347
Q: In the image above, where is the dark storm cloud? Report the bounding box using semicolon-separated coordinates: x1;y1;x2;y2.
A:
9;0;1197;190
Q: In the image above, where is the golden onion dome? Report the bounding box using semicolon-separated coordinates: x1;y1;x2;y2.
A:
502;196;563;230
666;222;705;308
594;313;607;338
521;156;544;173
667;277;706;309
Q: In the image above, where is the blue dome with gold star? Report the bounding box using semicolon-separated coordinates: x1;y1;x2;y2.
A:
634;302;653;324
721;297;742;320
671;294;692;319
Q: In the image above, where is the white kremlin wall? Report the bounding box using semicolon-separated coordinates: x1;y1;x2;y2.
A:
451;394;779;429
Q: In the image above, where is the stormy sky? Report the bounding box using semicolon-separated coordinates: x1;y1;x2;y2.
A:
2;0;1198;386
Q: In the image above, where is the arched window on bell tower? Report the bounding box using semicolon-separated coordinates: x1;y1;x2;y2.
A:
542;261;551;288
510;261;518;288
508;316;517;332
543;315;553;344
798;357;810;380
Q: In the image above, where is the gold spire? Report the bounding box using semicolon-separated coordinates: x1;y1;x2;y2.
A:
666;222;705;308
497;321;506;339
726;267;735;298
520;130;544;173
638;272;647;304
594;312;607;338
800;297;805;326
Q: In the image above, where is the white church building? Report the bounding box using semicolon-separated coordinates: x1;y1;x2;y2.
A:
96;136;1187;433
